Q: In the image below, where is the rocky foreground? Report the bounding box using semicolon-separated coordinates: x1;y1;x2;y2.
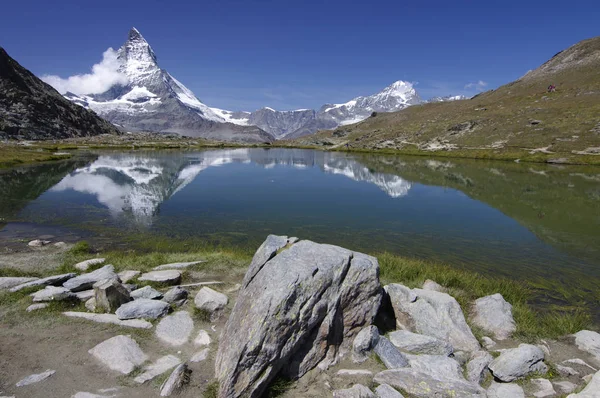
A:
1;236;600;397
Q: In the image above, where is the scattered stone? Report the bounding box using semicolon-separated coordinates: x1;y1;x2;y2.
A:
94;279;131;313
26;303;49;312
215;237;382;398
574;330;600;363
567;370;600;397
138;270;182;285
385;284;480;352
466;350;494;384
422;279;446;292
156;311;194;346
74;258;105;271
28;239;51;247
71;392;115;398
88;335;148;374
374;368;485;397
0;277;39;290
563;358;597;371
375;384;405;398
194;330;211;346
531;378;556;398
482;336;496;349
15;369;55;387
116;299;169;320
352;325;380;363
63;265;118;292
163;286;188;305
130;285;163;300
388;330;453;356
194;287;228;316
123;284;137;292
336;369;373;377
117;270;140;283
556;364;579;376
190;348;210;363
63;312;152;329
134;355;181;384
10;273;76;292
489;344;547;382
53;242;68;249
31;286;76;302
407;354;464;381
374;336;409;369
530;120;543;125
487;382;525;398
154;261;203;270
160;363;190;397
333;384;375;398
582;374;594;384
471;293;516;340
74;290;95;301
85;298;96;312
554;381;577;394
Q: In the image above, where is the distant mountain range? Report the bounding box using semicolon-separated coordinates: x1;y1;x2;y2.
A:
59;28;465;142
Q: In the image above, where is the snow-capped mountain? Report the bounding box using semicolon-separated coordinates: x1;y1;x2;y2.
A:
210;80;422;139
64;28;273;143
427;95;469;103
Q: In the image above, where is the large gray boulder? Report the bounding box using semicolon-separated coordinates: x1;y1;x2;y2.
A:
163;286;188;305
130;285;163;300
10;273;75;292
567;370;600;397
388;330;453;356
88;335;148;374
385;284;480;352
31;286;76;302
116;298;170;320
138;270;182;285
466;350;493;384
488;344;547;382
470;293;516;340
487;382;525;398
63;265;118;292
373;336;409;369
333;384;375;398
94;279;131;313
155;311;194;346
574;330;600;364
215;236;382;398
194;287;228;317
0;277;39;290
74;258;105;271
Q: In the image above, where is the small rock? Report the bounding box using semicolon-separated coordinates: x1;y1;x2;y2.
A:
15;369;55;387
336;369;373;376
88;335;148;374
31;286;76;302
530;120;543;125
10;273;76;292
156;311;194;346
352;325;380;363
63;265;118;292
154;261;203;270
117;270;140;283
568;370;600;397
406;354;464;381
95;279;131;313
531;378;556;397
163;286;188;305
28;239;50;247
26;302;50;313
374;368;485;397
489;344;547;382
160;363;190;397
333;384;375;398
74;258;105;271
74;290;95;301
563;358;597;371
554;381;577;394
388;330;453;356
194;330;211;346
466;350;493;384
116;298;170;320
574;330;600;363
130;285;163;300
194;287;228;315
375;384;404;398
53;242;68;249
0;277;39;290
63;312;152;329
190;348;210;363
471;293;516;340
71;392;115;398
373;336;409;369
556;364;579;376
134;355;181;384
422;279;446;292
482;336;496;349
85;298;96;312
138;270;182;285
487;381;525;398
582;373;594;384
123;284;137;292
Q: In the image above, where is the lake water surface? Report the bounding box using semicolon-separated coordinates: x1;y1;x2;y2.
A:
1;148;599;310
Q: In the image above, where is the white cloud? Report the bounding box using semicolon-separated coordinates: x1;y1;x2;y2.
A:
42;48;128;95
464;80;488;91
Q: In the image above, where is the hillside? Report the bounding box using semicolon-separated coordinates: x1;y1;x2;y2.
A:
291;37;600;161
0;48;120;140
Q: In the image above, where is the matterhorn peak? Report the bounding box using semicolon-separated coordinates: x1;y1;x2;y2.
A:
117;27;159;84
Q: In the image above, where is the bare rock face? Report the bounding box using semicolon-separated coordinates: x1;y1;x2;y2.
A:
215;236;383;398
470;293;516;340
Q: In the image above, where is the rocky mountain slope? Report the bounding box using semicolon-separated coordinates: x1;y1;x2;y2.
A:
293;36;600;158
0;48;120;140
64;28;273;144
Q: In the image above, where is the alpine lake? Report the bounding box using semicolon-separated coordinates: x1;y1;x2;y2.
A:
1;148;599;319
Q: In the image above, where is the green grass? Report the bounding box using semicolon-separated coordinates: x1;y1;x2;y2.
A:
266;377;294;398
203;380;219;398
0;145;72;169
68;240;91;255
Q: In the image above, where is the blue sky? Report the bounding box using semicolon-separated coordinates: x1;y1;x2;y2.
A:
2;0;599;111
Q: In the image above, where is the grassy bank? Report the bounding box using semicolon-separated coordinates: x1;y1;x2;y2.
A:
0;144;72;168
